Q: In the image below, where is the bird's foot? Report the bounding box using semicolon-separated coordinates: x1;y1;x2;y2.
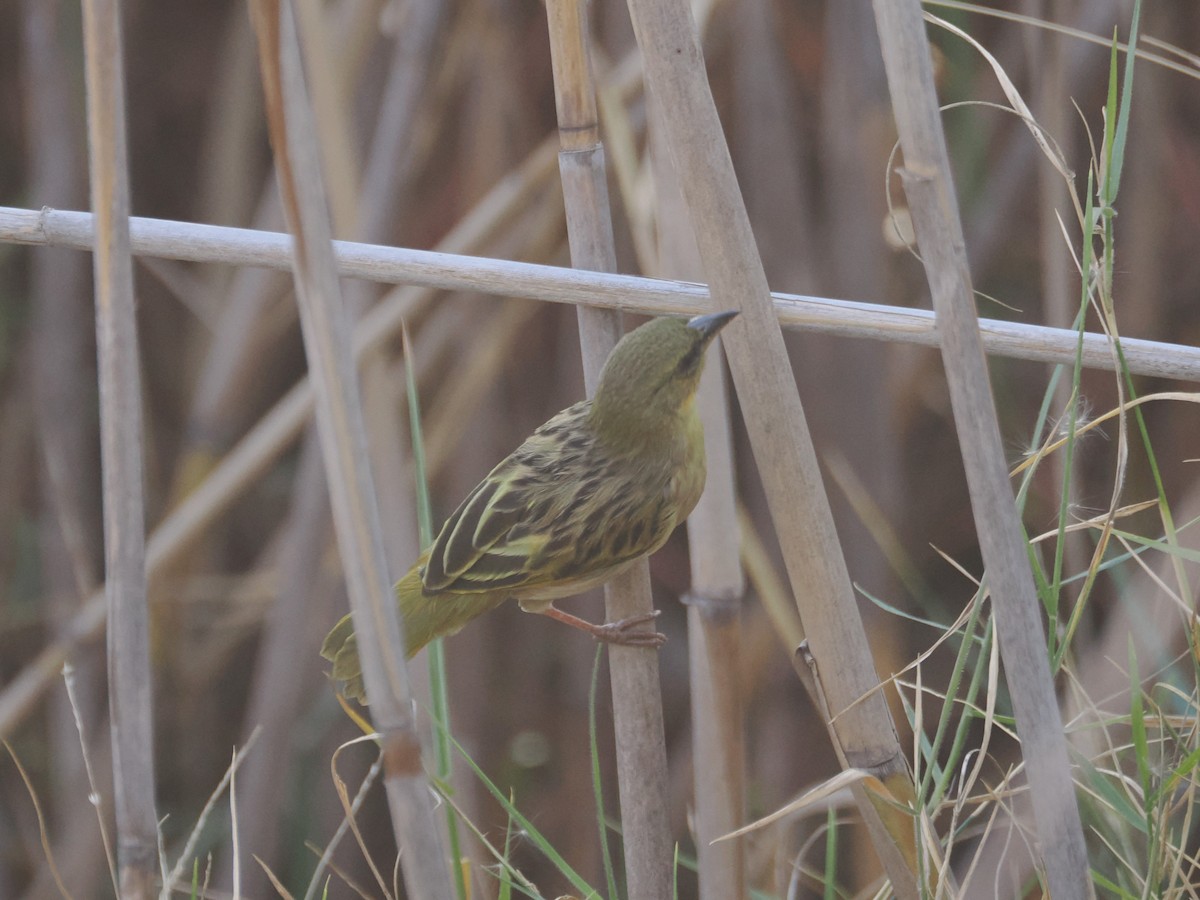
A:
591;611;667;648
540;605;667;649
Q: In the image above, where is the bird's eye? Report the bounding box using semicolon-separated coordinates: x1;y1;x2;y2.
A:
675;344;702;375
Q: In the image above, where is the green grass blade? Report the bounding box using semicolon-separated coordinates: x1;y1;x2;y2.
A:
1050;169;1097;673
590;646;621;900
823;807;838;900
1127;641;1152;806
448;731;601;898
1074;751;1147;835
931;615;993;811
919;591;984;801
401;322;466;900
1106;0;1142;205
401;322;433;546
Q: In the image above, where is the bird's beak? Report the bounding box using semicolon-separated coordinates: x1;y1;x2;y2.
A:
687;310;739;343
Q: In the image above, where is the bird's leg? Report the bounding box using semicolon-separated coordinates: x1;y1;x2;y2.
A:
539;605;667;648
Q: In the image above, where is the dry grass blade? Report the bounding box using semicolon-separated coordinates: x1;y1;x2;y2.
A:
3;741;72;899
62;663;117;893
161;727;261;897
870;0;1090;894
927;1;1200;81
246;2;451;897
229;745;241;896
328;737;391;900
80;0;160;895
926;13;1074;186
714;768;876;842
303;736;382;900
1012;390;1200;477
253;855;295;899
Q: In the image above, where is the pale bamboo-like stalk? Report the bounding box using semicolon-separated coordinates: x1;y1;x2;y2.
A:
545;1;672;895
227;10;348;888
80;0;159;896
231;2;451;883
620;0;920;891
0;138;560;744
7;205;1199;383
293;0;359;234
650;113;746;900
246;4;453;897
342;0;450;572
197;7;264;231
870;0;1090;895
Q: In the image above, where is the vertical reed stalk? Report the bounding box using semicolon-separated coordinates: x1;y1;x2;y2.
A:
24;10;104;891
80;0;159;895
247;3;453;896
684;368;747;899
621;0;920;891
650;122;747;900
869;0;1090;895
230;2;450;881
545;1;672;896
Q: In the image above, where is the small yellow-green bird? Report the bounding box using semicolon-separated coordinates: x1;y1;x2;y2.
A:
321;310;738;701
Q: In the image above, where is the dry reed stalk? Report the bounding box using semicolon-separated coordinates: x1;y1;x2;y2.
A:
650;111;747;899
343;0;451;571
813;11;908;882
185;11;294;461
683;332;748;900
237;0;445;765
80;0;160;896
184;0;382;489
816;0;898;578
184;24;365;763
293;0;359;236
247;4;452;896
22;10;105;889
730;0;814;293
870;0;1090;894
546;1;673;895
8;204;1200;383
231;3;504;872
620;0;921;891
197;7;264;231
354;0;449;245
0;137;560;744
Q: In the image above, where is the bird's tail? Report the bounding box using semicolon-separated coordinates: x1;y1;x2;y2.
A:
320;553;507;703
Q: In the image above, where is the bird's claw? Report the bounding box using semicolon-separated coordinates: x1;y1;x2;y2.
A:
593;610;667;648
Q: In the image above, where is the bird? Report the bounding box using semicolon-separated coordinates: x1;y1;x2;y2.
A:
321;310;738;702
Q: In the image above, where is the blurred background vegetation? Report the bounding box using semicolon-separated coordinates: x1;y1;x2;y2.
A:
1;0;1198;896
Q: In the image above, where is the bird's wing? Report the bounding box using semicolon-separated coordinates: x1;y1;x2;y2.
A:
420;461;537;592
420;402;675;596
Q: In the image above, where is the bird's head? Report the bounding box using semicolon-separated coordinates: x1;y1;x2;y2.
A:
589;310;738;452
